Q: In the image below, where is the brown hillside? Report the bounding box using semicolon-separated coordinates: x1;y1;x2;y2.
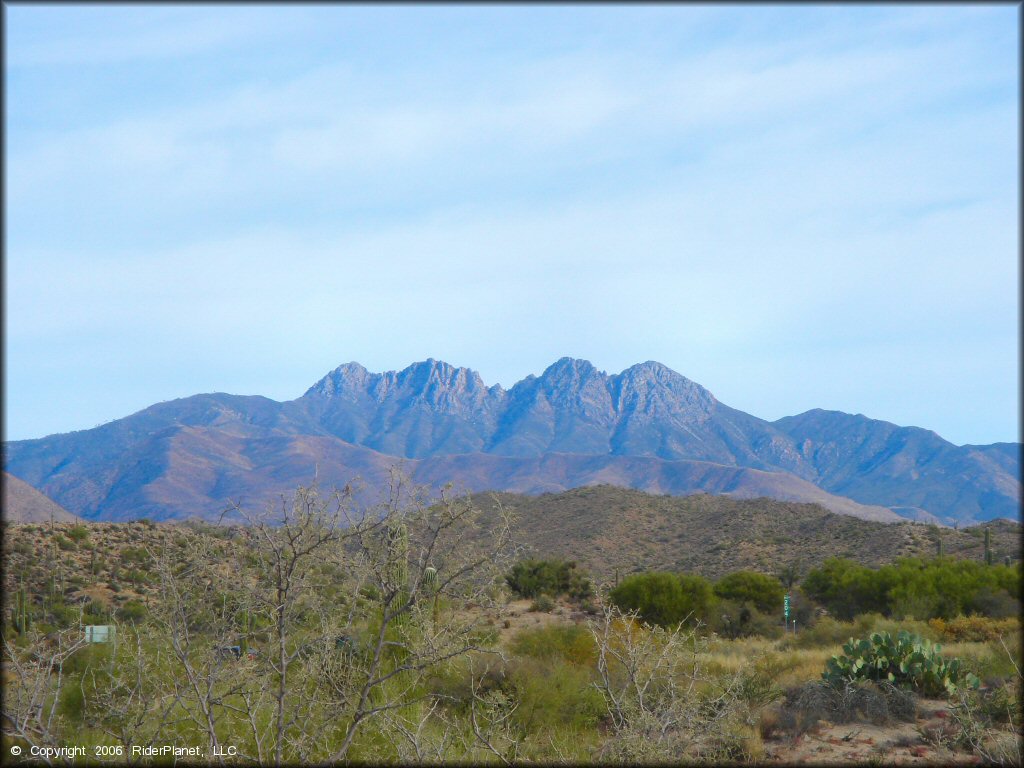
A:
2;488;1018;614
469;485;1022;582
2;471;80;523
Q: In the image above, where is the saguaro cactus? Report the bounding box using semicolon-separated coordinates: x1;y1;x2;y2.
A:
385;522;410;627
423;566;440;628
13;585;31;635
984;528;992;565
239;609;252;655
936;534;943;558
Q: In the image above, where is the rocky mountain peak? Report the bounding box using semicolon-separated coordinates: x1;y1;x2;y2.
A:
305;362;371;397
5;357;1019;525
536;358;606;397
542;357;601;377
613;361;717;420
394;359;491;402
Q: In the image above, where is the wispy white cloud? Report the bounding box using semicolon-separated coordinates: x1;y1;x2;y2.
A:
4;5;1018;444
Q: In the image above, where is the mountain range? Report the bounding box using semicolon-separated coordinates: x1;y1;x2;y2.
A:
3;358;1019;525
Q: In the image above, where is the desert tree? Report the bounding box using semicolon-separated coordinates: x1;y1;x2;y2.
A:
587;603;758;762
153;468;518;765
142;526;265;763
78;621;183;765
1;618;89;765
314;470;516;763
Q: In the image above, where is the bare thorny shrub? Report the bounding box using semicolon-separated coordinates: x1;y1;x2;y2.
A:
129;469;517;765
372;652;523;765
587;605;761;763
78;625;179;764
941;636;1023;766
1;621;88;766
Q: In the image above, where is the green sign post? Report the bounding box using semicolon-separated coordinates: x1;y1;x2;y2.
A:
783;593;790;631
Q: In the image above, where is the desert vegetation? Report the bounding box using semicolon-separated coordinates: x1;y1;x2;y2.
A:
2;479;1021;765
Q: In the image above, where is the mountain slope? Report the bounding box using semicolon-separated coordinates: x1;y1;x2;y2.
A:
467;486;1023;581
2;471;81;522
774;410;1021;524
2;426;898;523
3;359;1018;524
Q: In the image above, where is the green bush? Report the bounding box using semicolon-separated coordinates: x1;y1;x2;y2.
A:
66;525;90;543
713;599;783;639
84;599;109;621
506;559;593;601
508;656;605;734
57;679;86;722
116;600;147;624
823;630;980;697
510;624;597;667
803;557;1023;621
609;571;714;628
46;599;79;628
714;571;785;613
120;546;151;566
529;595;555;613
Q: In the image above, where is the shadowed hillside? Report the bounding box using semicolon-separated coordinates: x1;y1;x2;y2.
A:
469;486;1023;582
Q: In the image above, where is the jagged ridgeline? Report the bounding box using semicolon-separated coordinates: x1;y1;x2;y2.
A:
3;358;1019;525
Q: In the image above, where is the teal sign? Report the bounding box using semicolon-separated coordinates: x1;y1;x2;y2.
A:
783;594;790;620
85;625;115;643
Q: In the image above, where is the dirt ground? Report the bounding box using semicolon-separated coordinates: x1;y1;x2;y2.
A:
762;698;981;764
482;598;1010;765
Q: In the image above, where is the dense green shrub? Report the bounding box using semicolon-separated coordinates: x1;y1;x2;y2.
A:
713;571;785;613
803;557;1022;621
510;624;597;667
506;559;593;601
57;679;86;722
713;599;783;639
45;599;79;628
120;546;152;566
116;600;147;624
509;656;605;734
802;559;890;620
529;595;555;613
66;525;90;543
823;630;980;697
609;571;714;628
84;599;109;620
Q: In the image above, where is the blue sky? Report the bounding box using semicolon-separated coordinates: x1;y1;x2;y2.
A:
4;5;1019;446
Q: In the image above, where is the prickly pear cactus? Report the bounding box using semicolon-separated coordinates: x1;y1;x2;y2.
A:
823;630;980;697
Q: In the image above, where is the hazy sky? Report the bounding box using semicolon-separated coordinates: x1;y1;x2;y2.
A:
5;5;1019;446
